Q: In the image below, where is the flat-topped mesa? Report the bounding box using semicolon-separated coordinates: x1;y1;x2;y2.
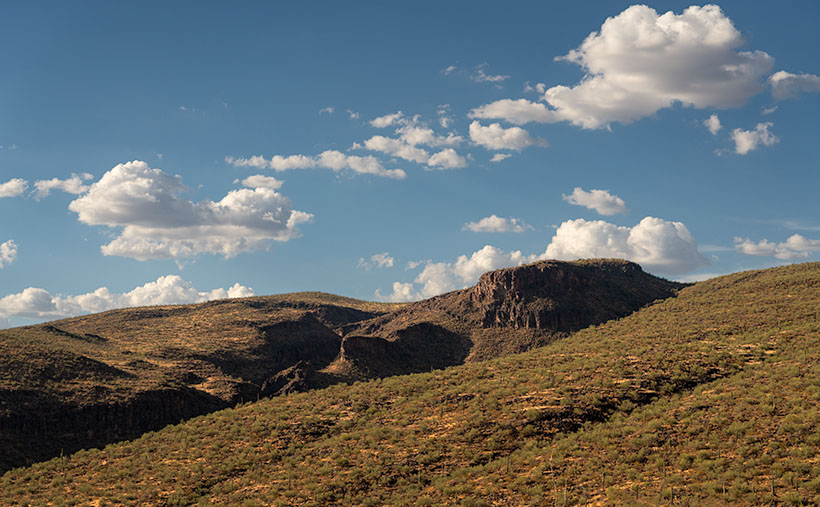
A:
471;259;680;331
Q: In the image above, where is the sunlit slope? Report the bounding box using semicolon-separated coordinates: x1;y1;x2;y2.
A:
2;263;818;505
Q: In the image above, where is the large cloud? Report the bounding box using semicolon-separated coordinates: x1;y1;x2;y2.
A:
0;240;17;268
471;5;773;129
469;121;547;151
562;187;628;216
0;275;254;324
0;178;28;198
545;217;708;275
68;161;313;260
734;234;820;260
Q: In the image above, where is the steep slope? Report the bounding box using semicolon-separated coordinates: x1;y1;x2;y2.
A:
3;263;816;505
331;259;682;378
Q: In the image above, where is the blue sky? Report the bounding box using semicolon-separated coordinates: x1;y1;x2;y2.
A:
1;1;818;326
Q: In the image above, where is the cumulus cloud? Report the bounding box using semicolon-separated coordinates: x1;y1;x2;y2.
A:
490;153;511;163
734;234;820;260
240;174;283;189
0;178;28;198
0;275;254;323
378;245;534;301
358;252;395;270
67;160;312;261
359;115;466;170
226;151;405;179
0;240;17;268
469;121;547;151
33;173;93;199
472;5;773;129
523;82;547;94
769;71;820;100
463;215;532;233
470;99;560;125
562;187;628;216
704;114;722;135
370;111;405;128
731;122;778;155
545;217;708;275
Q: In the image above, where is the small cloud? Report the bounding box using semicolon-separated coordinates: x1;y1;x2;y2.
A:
523;82;547;94
33;173;94;200
0;178;28;198
442;65;458;75
463;215;532;233
358;252;395;270
563;187;628;216
734;234;820;260
346;109;360;120
489;153;511;163
704;114;722;135
0;240;17;268
769;70;820;100
157;153;164;159
471;63;510;84
761;105;778;115
319;106;335;115
469;121;547;151
370;111;404;128
731;122;778;155
405;260;425;270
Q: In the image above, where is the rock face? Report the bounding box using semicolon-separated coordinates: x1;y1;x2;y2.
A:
471;259;681;331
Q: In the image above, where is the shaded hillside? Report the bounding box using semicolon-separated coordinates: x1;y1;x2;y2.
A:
0;293;401;473
2;263;817;505
0;260;680;473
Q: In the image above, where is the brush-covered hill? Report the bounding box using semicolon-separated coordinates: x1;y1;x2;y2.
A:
0;259;679;473
2;262;818;505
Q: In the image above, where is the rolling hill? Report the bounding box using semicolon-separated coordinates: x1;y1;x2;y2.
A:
1;262;818;505
0;259;680;474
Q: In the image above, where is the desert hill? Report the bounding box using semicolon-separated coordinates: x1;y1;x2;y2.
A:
0;259;679;473
2;262;817;504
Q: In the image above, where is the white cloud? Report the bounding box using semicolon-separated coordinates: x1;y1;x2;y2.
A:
379;245;534;301
471;63;510;84
523;82;547;94
428;148;468;169
731;122;778;155
762;105;778;115
370;111;405;128
0;178;28;198
319;106;335;115
704;114;722;135
490;153;511;163
469;121;547;151
734;234;820;260
469;99;559;125
241;174;284;190
67;160;312;261
347;109;360;120
0;240;17;268
463;215;532;233
562;187;628;216
227;151;405;179
0;275;254;323
358;252;395;270
472;5;773;129
545;217;708;275
33;173;93;199
364;135;430;164
442;65;457;75
769;71;820;100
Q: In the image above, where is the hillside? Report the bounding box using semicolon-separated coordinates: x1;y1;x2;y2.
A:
2;262;817;505
0;259;678;473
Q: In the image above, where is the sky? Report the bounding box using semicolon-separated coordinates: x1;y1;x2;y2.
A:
1;1;819;327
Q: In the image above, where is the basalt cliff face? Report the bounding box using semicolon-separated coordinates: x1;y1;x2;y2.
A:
0;259;683;473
